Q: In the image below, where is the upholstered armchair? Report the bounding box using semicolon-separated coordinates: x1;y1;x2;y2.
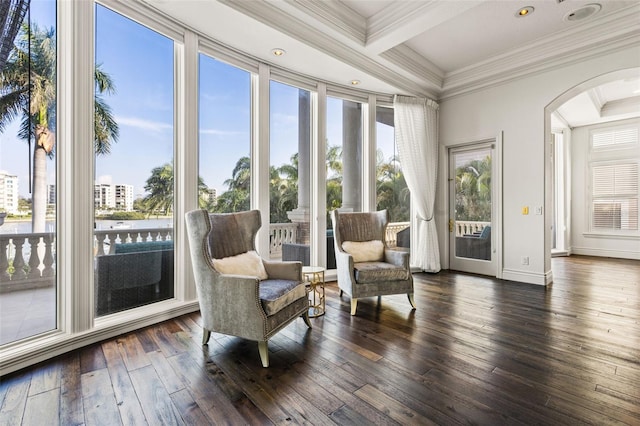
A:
185;209;311;367
332;209;415;316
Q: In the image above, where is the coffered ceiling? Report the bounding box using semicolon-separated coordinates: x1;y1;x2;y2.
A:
142;0;640;123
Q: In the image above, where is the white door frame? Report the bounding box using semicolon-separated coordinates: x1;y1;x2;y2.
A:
445;134;503;278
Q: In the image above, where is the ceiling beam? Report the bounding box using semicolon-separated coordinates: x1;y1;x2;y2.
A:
365;0;487;55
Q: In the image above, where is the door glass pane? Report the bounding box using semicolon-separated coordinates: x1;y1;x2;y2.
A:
376;106;410;249
270;81;313;266
454;148;492;261
199;54;251;213
0;0;57;345
94;5;175;316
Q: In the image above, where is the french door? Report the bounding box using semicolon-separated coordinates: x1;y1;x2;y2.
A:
449;142;496;276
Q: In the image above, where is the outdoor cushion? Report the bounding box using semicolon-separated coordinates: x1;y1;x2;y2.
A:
353;261;409;284
212;250;268;280
259;279;307;315
115;240;174;253
342;240;384;263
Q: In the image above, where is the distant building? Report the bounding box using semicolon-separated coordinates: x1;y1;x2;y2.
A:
94;183;134;211
205;188;217;206
0;171;19;214
47;184;56;205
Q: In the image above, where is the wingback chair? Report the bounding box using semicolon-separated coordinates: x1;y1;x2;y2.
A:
185;209;311;367
332;209;415;315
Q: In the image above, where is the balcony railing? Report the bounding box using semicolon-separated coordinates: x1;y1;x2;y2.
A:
455;220;490;237
0;220;427;292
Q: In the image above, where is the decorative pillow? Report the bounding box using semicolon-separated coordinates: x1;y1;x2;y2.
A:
341;240;385;263
212;250;268;280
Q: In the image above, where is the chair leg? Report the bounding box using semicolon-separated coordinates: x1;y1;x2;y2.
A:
258;341;269;367
202;328;211;345
302;310;313;329
350;298;358;315
408;293;416;309
339;289;344;297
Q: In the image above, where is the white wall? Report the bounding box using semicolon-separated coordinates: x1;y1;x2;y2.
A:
438;45;640;285
570;118;640;260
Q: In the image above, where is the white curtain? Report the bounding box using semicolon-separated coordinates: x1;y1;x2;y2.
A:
394;95;440;272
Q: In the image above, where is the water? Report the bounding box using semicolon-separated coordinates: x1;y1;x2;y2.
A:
0;218;174;234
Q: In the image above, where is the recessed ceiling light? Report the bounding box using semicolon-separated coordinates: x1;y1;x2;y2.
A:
271;48;286;57
350;80;360;85
515;6;534;17
563;3;601;22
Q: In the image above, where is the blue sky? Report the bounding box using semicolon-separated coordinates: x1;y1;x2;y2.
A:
1;1;396;200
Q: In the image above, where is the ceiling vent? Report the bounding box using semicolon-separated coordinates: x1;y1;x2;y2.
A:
564;3;602;22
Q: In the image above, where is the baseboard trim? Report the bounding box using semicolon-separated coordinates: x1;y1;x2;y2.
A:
572;247;640;260
501;269;548;286
0;301;200;376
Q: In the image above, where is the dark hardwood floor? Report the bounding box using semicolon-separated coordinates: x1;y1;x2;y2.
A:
1;255;639;425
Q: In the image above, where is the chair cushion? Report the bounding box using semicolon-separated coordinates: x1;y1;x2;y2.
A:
212;250;268;280
353;261;409;284
259;279;307;315
342;240;384;263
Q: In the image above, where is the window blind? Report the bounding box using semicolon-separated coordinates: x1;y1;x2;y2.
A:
592;127;638;149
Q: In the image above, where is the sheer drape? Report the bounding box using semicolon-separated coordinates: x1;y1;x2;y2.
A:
394;95;440;272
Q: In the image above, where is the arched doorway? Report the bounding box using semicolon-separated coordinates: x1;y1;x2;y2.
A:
544;67;640;277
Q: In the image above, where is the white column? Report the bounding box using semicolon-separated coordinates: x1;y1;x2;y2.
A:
342;100;362;212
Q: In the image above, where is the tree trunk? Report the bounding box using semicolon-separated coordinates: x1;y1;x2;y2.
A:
31;145;48;233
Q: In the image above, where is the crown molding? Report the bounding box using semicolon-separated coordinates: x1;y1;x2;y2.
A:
441;6;640;99
601;95;640;117
283;0;366;45
379;44;443;90
219;0;432;97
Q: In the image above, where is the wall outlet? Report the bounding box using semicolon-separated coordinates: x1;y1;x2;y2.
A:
521;256;529;265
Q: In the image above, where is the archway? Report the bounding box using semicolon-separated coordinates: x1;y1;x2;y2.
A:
543;67;640;279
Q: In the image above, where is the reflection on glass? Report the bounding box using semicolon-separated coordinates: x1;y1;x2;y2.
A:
94;5;175;316
453;148;492;261
0;0;57;345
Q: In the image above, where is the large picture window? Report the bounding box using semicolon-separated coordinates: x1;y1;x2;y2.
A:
198;54;251;214
93;4;175;316
0;0;57;345
589;125;639;233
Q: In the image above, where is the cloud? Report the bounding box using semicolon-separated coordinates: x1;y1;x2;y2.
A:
96;175;113;185
199;128;246;136
115;116;173;133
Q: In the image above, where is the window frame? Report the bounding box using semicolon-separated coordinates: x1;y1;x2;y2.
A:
587;121;640;236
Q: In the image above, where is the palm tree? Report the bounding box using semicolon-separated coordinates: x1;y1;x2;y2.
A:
455;155;491;221
142;162;208;216
0;23;119;232
214;156;251;213
143;163;174;217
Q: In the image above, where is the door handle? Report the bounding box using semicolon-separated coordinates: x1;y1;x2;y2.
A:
449;219;454;233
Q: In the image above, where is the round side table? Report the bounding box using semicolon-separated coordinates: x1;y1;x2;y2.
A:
302;266;325;317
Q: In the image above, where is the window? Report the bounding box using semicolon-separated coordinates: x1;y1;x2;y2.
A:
94;4;175;316
589;125;640;233
376;106;410;221
198;54;251;213
269;81;312;263
326;97;363;220
0;0;57;345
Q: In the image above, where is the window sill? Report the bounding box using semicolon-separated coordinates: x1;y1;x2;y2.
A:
583;232;640;240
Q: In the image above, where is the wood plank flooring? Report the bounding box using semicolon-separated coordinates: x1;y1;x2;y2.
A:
1;255;639;425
